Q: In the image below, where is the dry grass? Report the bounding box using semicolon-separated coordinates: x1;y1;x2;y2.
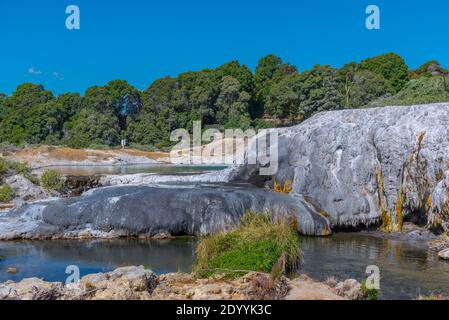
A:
6;146;168;163
8;146;88;161
114;148;168;160
50;147;89;161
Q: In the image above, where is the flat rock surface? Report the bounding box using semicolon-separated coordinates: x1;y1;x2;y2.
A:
285;277;346;300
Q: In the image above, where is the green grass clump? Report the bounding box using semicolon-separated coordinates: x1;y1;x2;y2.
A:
361;280;381;300
194;211;301;279
0;159;8;176
41;169;64;192
0;184;15;202
0;158;38;184
7;161;31;175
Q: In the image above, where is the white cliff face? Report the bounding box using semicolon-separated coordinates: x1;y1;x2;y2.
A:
269;103;449;231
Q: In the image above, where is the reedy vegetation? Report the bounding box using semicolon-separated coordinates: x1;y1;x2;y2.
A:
0;53;448;150
194;211;301;279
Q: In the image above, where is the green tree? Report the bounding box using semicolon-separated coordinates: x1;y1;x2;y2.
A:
104;80;142;120
127;107;174;149
8;83;54;112
0;84;54;144
264;74;301;119
23;101;66;144
254;55;283;88
359;53;409;93
81;86;115;114
254;55;299;119
338;63;393;108
63;108;121;148
298;65;342;118
57;93;83;118
409;60;449;79
216;61;254;95
215;76;251;128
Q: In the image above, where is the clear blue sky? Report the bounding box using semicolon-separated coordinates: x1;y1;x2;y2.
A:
1;0;448;95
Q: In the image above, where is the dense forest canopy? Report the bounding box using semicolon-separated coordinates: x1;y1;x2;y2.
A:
1;53;448;150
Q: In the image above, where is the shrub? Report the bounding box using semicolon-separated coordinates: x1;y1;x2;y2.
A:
87;143;110;150
0;184;15;202
41;169;64;192
128;143;159;152
8;161;31;175
194;211;301;279
252;119;273;130
0;158;8;176
370;76;449;107
361;280;381;300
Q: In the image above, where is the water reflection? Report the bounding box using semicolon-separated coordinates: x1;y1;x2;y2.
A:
0;238;196;283
300;233;449;299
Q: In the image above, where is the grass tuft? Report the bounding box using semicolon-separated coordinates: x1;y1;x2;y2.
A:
361;280;381;300
41;169;64;192
0;184;15;202
194;211;301;279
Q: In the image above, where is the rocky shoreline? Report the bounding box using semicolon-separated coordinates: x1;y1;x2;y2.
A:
0;266;364;300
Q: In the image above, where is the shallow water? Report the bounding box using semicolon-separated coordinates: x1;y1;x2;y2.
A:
300;233;449;300
1;234;448;300
36;164;227;176
0;238;196;282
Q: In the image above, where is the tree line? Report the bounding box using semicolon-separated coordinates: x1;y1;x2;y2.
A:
0;53;448;150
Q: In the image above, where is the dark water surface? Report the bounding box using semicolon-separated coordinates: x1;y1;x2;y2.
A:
300;233;449;300
1;233;448;300
0;238;196;282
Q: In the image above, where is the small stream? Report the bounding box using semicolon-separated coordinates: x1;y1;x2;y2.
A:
1;234;448;300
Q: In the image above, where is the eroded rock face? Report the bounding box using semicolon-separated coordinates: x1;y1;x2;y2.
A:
236;103;449;232
0;184;330;239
